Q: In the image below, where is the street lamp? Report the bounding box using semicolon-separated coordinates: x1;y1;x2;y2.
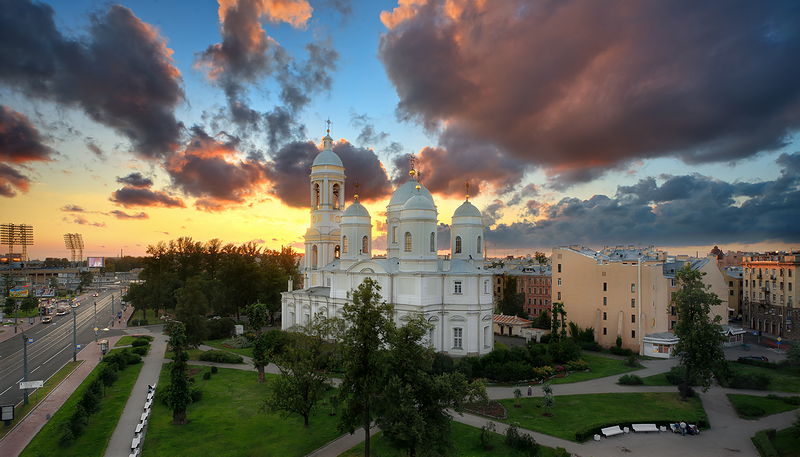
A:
94;301;98;342
72;308;77;362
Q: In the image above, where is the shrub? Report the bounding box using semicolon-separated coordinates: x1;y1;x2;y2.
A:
131;338;149;347
131;346;148;356
626;354;639;367
98;363;119;386
59;423;75;446
206;317;236;340
728;372;771;390
618;374;644;385
548;338;580;363
103;352;127;371
432;352;455;374
505;423;539;456
122;350;142;365
202;371;211;380
615;336;623;348
566;360;589;371
751;429;779;457
579;340;602;352
263;329;289;356
189;385;203;403
609;346;634;357
211;366;218;374
735;403;766;418
737;358;780;369
532;366;554;380
198;349;244;364
80;380;103;414
665;366;693;385
479;421;496;450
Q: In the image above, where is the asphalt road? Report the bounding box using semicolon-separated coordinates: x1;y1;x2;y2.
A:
0;289;126;406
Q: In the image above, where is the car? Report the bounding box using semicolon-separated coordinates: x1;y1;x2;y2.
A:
70;302;79;308
41;316;53;323
738;356;768;362
55;308;68;316
92;292;99;297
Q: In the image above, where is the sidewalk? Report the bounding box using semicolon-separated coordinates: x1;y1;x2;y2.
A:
0;336;120;457
0;320;39;345
305;426;380;457
103;331;167;457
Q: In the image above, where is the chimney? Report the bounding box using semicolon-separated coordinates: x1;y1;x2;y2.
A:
287;279;293;292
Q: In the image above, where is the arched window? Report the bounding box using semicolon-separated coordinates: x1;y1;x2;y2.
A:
342;236;349;254
313;183;320;209
311;245;318;269
392;226;397;243
362;236;369;255
404;232;412;252
334;245;340;259
455;236;462;254
477;236;482;254
430;232;436;253
332;183;340;210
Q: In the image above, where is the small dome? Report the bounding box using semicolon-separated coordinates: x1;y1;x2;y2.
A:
402;193;436;211
343;201;370;218
389;180;433;206
312;147;343;167
453;201;481;218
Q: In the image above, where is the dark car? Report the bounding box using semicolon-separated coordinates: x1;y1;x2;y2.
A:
738;356;768;362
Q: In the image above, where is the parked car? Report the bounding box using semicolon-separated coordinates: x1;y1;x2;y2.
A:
738;356;768;362
42;316;53;323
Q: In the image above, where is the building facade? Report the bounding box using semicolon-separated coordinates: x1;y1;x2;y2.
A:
742;253;800;340
551;245;728;357
515;265;551;317
723;266;744;318
281;129;495;356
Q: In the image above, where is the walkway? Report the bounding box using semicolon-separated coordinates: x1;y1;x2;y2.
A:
104;328;167;457
0;336;120;457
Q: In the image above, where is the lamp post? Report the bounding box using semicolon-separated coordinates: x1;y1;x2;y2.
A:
21;333;29;405
93;301;98;342
72;308;77;362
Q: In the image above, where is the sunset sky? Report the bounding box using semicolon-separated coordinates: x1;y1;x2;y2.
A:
1;0;799;259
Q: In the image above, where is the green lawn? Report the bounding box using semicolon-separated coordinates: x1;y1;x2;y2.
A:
548;353;641;385
770;427;800;457
115;335;153;346
500;392;707;442
142;366;342;457
729;362;800;393
338;421;567;457
727;394;800;420
164;348;207;361
20;357;144;457
204;338;254;359
0;361;82;440
641;372;671;386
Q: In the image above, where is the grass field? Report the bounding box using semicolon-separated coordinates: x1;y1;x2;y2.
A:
729;362;800;393
338;421;567;457
548;353;641;385
770;427;800;457
142;366;342;457
164;348;209;361
500;392;707;442
641;372;671;386
20;358;144;457
727;394;800;420
204;338;255;358
115;335;153;347
0;361;82;440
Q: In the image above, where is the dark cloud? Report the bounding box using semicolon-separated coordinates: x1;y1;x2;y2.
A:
325;0;352;17
486;152;800;248
482;199;504;226
116;172;153;188
0;105;54;163
379;0;800;186
436;223;450;251
506;184;540;206
0;163;30;197
85;139;104;158
0;1;184;159
267;138;392;207
350;112;389;146
109;209;148;220
110;186;185;208
63;215;105;227
60;204;85;212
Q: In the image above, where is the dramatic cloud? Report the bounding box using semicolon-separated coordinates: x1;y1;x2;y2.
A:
0;106;54;163
482;199;504;227
268;139;392;207
0;163;30;197
486;152;800;248
60;204;85;212
110;187;185;208
0;1;184;158
63;215;105;227
85;139;104;158
116;172;153;188
109;210;149;220
379;1;800;186
351;113;389;146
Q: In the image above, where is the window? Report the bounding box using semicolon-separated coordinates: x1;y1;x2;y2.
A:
483;326;490;348
670;320;676;330
631;298;635;308
454;281;462;294
484;280;489;294
332;183;340;209
631;330;636;339
603;282;607;291
362;236;369;255
430;232;436;252
790;283;793;291
453;328;463;349
313;182;320;208
730;290;734;296
603;312;607;320
404;232;412;252
392;226;397;243
670;306;676;316
790;269;793;277
342;236;348;253
603;296;607;306
631;283;636;293
311;245;318;269
334;245;340;259
455;236;462;254
557;278;562;286
557;263;562;273
670;278;676;287
557;291;561;300
603;327;607;335
729;281;734;288
477;236;482;254
631;314;635;323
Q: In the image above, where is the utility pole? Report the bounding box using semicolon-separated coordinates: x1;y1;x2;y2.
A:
72;308;77;362
94;300;98;342
111;294;115;327
22;333;29;405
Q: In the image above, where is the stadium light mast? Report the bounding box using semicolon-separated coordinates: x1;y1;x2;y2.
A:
63;233;85;263
1;223;34;261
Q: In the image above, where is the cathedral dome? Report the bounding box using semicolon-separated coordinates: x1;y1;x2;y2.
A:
343;200;370;218
389;180;433;206
453;201;481;219
402;193;436;212
312;147;343;168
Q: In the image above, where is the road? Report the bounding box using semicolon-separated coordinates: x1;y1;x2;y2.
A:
0;289;126;406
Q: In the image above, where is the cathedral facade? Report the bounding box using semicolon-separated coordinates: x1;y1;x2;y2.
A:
281;129;494;356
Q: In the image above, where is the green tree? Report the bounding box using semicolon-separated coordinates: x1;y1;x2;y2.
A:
534;251;548;264
541;383;554;416
550;302;567;340
499;276;525;317
533;309;550;330
78;271;94;292
3;297;17;316
377;314;486;457
787;343;800;366
175;276;209;347
673;264;725;399
339;278;394;457
247;303;270;382
21;296;38;313
166;321;192;424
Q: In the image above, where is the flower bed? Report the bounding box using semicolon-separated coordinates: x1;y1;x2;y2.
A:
463;400;508;419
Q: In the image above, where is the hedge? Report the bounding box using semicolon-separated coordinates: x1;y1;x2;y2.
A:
751;429;779;457
198;350;243;364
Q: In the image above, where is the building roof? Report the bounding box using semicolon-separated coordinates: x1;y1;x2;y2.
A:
453;200;481;218
720;325;746;336
389;179;433;206
662;258;709;278
343;201;370;217
493;314;532;326
402;193;437;211
643;332;679;344
724;266;744;279
312;136;343;167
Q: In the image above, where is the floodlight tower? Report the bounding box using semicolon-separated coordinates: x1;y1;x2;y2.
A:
1;223;34;261
64;233;84;262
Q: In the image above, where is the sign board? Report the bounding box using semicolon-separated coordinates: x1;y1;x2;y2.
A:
1;405;13;421
87;257;105;268
76;344;82;349
778;337;783;342
27;338;34;344
9;287;29;298
19;380;44;389
234;324;244;336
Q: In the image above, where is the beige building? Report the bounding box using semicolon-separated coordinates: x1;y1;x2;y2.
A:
723;266;744;318
552;246;728;357
742;253;800;340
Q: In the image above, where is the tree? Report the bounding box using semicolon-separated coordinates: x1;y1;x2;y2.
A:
21;296;38;313
787;343;800;366
377;314;486;457
534;251;548;264
266;318;330;427
247;303;270;382
78;271;94;292
339;278;394;457
175;276;209;347
3;297;16;316
499;276;525;317
541;383;554;416
533;310;550;330
550;302;567;340
673;264;725;399
166;321;191;424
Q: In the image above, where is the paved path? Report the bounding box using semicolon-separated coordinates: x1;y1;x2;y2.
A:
104;328;167;457
0;336;120;457
305;426;380;457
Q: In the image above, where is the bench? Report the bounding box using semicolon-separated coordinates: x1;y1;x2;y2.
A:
632;423;659;433
135;422;143;434
131;436;141;449
601;426;624;437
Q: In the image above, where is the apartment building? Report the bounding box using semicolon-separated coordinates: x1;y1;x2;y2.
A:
723;266;744;318
515;264;552;317
552;245;728;357
742;253;800;340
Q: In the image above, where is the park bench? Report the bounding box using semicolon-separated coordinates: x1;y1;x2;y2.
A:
601;426;624;437
632;423;659;433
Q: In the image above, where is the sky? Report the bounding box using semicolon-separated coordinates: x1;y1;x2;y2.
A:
1;0;799;259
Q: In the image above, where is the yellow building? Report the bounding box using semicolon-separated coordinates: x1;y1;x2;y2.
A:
723;266;744;319
742;253;800;340
551;246;728;357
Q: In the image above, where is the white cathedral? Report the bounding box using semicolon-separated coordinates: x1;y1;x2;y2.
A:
280;128;494;356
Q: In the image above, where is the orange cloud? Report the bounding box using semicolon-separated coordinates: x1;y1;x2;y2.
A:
218;0;312;28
